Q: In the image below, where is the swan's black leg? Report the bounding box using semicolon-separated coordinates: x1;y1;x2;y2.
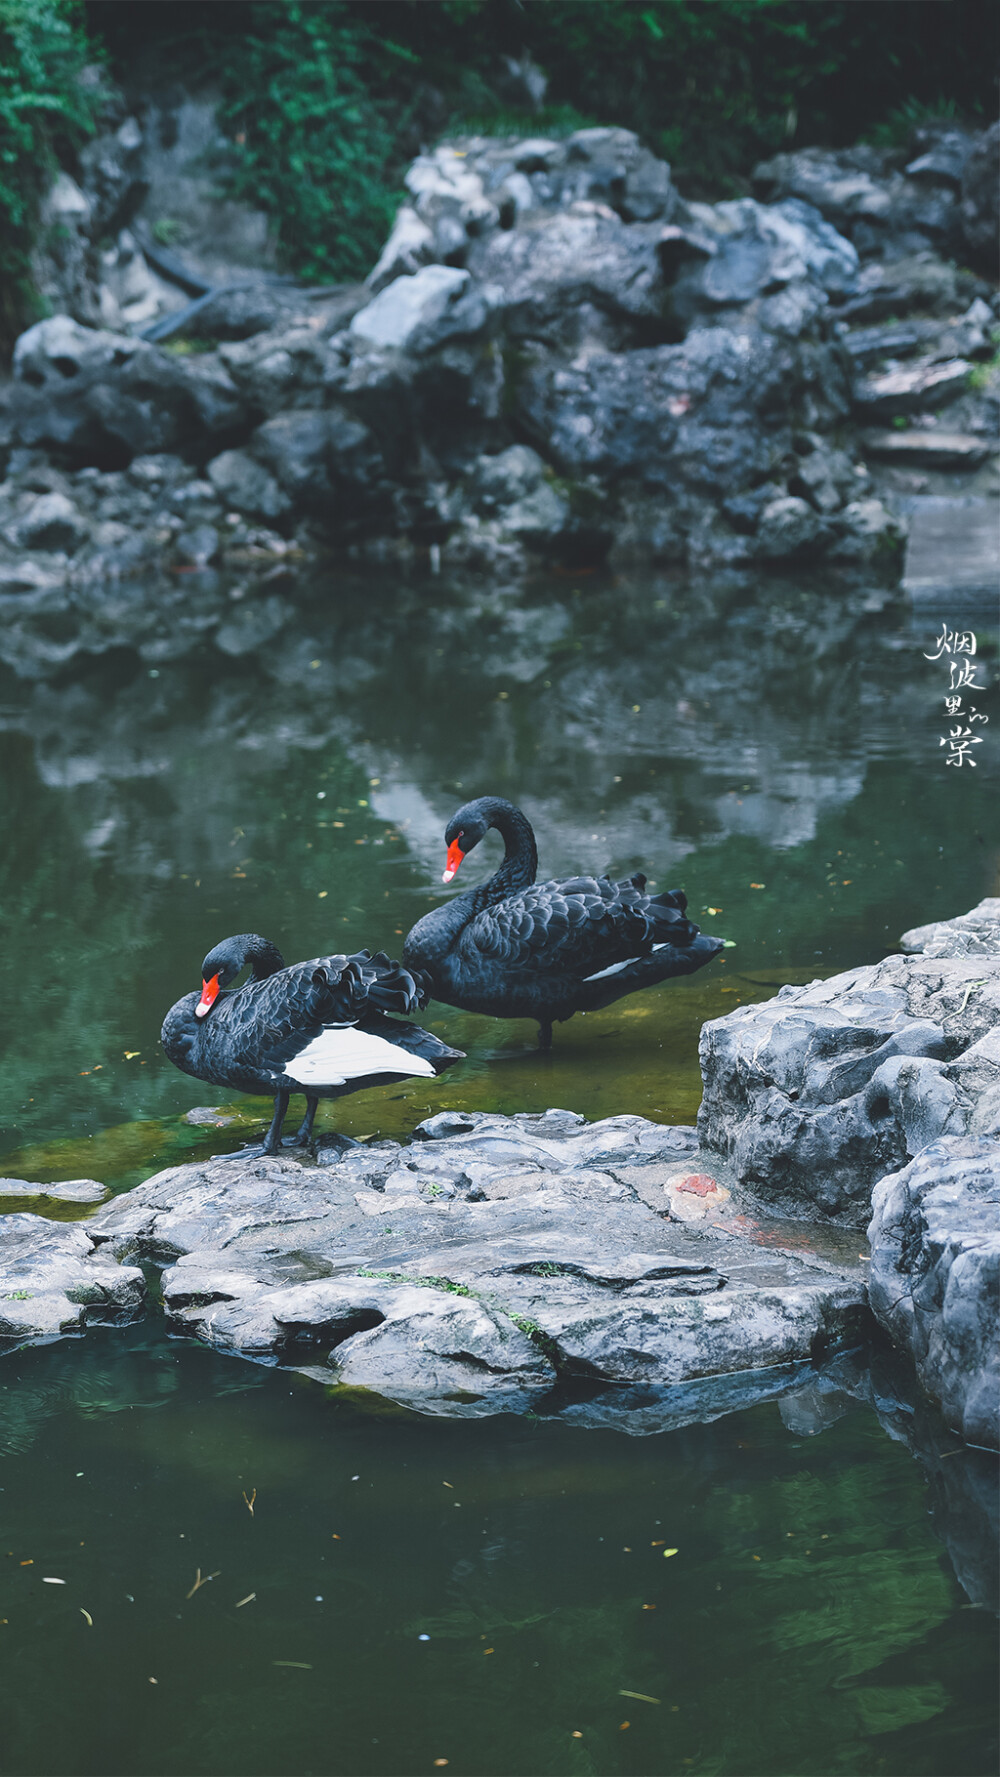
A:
284;1094;319;1148
260;1090;290;1155
537;1020;553;1052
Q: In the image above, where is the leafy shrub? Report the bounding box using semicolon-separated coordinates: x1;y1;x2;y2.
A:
0;0;98;340
215;1;407;284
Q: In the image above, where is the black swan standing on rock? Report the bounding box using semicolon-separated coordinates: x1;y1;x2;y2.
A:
161;934;463;1154
403;796;723;1048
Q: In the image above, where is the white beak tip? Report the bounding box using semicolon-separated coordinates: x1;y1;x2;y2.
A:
442;867;457;883
194;1003;211;1018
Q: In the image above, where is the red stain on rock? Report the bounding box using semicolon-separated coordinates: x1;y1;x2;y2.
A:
674;1174;720;1197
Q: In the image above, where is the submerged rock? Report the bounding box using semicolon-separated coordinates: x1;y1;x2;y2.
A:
86;1110;866;1416
0;1178;108;1203
868;1136;1000;1451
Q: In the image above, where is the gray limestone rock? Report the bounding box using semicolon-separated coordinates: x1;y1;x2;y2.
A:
901;898;1000;961
11;315;248;464
207;449;290;521
517;326;846;499
250;406;387;525
350;266;492;355
960;121;1000;267
14;491;89;554
853;356;973;421
698;941;1000;1225
87;1111;866;1415
861;430;989;471
868;1136;1000;1450
466;210;668;348
367;206;435;293
0;1214;145;1342
755;495;824;560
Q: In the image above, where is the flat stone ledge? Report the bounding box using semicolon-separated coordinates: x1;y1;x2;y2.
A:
0;1214;145;1343
88;1111;867;1417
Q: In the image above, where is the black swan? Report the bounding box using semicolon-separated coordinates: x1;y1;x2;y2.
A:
161;934;463;1153
403;796;722;1048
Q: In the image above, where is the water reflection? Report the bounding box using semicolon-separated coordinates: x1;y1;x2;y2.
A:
0;1326;995;1777
0;565;995;1176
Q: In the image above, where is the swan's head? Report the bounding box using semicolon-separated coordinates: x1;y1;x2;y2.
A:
194;933;281;1017
442;800;491;882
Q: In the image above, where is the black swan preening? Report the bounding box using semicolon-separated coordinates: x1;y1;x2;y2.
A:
403;796;722;1047
161;934;463;1153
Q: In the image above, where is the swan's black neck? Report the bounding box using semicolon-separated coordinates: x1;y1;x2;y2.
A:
471;798;538;906
242;935;286;979
203;933;286;986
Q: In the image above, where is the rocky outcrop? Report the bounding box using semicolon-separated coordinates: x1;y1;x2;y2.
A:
0;1214;144;1341
901;897;1000;960
2;115;996;666
84;1109;867;1415
868;1136;999;1450
698;904;1000;1226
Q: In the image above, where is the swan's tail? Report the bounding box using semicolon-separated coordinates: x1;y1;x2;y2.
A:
579;930;723;1011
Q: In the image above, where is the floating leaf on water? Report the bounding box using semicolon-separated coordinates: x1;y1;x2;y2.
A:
42;1577;66;1584
235;1594;256;1609
620;1690;661;1704
80;1608;93;1626
273;1661;312;1669
662;1548;679;1558
123;1052;141;1060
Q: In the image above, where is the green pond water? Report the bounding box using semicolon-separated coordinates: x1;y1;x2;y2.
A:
0;565;997;1774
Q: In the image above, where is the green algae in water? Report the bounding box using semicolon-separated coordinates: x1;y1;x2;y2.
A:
0;1327;996;1777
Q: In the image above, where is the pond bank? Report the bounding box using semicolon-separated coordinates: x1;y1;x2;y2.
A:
3;902;995;1452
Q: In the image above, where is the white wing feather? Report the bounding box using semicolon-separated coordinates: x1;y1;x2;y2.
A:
283;1025;436;1086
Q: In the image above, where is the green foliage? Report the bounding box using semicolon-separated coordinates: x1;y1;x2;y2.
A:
214;1;405;283
150;215;184;246
85;0;997;286
866;94;966;147
0;0;98;336
966;349;1000;390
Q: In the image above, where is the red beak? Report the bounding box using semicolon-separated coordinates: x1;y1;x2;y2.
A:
196;974;220;1018
442;838;465;884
